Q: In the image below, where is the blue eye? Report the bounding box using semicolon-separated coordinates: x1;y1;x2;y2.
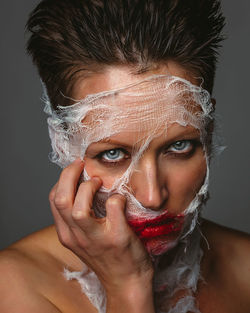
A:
168;140;192;153
102;149;125;162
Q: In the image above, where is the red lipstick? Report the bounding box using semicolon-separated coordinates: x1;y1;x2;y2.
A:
128;211;184;240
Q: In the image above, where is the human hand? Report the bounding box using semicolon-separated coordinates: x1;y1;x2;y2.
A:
49;158;154;296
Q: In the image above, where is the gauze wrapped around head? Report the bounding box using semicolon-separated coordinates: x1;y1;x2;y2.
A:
44;75;213;255
45;74;216;313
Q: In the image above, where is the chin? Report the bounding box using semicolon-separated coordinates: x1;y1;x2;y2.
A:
143;234;180;256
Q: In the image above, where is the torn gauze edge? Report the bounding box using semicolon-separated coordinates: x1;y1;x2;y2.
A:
43;75;219;312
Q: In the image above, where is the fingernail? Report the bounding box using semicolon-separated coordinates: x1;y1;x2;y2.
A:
75;158;84;164
92;177;102;184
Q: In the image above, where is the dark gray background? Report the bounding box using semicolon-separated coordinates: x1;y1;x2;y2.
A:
0;1;249;250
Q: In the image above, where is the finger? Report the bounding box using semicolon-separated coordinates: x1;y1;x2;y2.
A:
51;198;76;246
52;200;90;256
50;177;94;257
54;158;84;227
48;182;58;203
105;194;128;232
72;177;102;231
50;183;81;250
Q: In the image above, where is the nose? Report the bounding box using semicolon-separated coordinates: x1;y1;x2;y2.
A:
130;154;168;211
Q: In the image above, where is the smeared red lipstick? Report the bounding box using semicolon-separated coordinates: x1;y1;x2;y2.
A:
128;211;184;240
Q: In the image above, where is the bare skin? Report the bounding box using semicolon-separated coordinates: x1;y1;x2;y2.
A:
1;221;250;313
198;221;250;313
0;63;250;312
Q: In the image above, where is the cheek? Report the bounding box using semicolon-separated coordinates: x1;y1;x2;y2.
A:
165;154;207;213
83;158;123;189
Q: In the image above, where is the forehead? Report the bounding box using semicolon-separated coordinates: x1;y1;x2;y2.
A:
56;74;212;154
79;75;210;140
72;62;199;100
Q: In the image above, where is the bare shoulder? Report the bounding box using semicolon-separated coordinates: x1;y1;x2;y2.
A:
201;218;250;263
201;219;250;307
0;229;61;312
0;226;90;313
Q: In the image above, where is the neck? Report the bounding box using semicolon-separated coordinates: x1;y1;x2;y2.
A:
153;222;203;312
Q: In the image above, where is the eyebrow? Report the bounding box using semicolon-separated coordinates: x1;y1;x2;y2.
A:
95;127;201;149
91;138;133;150
100;137;131;146
165;127;201;143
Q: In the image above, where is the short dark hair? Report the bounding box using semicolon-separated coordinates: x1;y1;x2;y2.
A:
26;0;225;110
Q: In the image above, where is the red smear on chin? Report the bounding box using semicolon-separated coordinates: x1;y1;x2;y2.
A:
127;211;184;240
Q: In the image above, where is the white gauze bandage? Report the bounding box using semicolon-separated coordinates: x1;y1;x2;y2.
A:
44;75;214;313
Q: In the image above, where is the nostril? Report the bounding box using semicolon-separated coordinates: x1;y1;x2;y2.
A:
145;198;168;211
134;185;168;211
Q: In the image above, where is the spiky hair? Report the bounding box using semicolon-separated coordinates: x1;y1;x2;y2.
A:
26;0;225;109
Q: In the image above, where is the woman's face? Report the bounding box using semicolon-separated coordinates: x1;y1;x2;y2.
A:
84;123;206;215
71;62;209;254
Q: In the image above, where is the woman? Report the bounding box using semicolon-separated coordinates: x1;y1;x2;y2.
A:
1;1;250;313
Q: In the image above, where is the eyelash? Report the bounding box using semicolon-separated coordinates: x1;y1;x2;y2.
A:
95;140;199;165
96;148;130;165
163;140;198;157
